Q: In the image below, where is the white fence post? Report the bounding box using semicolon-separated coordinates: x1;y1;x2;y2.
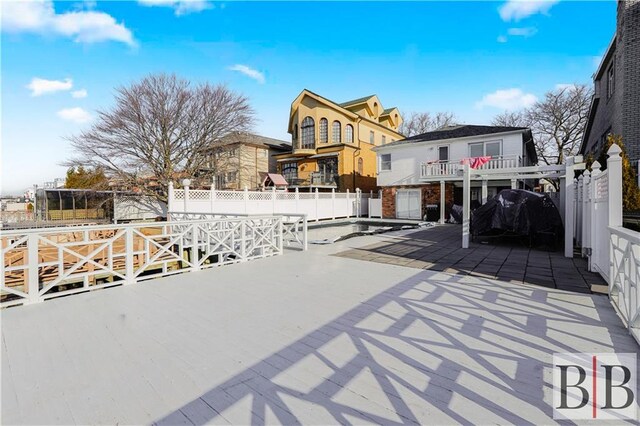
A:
564;160;576;258
272;187;277;215
582;170;591;257
125;227;135;285
191;223;200;271
440;180;446;224
356;188;361;218
607;144;623;227
331;188;336;220
168;181;175;212
315;188;319;222
210;179;216;214
183;179;191;213
589;162;601;272
295;187;299;214
244;186;249;214
26;233;40;304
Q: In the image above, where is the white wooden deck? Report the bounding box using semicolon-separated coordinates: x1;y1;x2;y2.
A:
2;229;638;425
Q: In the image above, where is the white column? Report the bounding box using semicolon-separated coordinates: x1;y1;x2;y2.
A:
510;178;517;189
564;161;576;258
462;164;471;248
481;180;488;204
607;143;623;227
439;180;446;224
295;187;299;214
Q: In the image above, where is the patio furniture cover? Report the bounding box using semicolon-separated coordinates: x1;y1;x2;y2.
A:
470;189;563;239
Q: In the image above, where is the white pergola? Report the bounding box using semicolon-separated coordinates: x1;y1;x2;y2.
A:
454;156;585;257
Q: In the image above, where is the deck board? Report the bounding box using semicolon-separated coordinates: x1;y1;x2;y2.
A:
2;226;638;425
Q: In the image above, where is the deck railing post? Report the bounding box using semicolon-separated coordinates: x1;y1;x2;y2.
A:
278;217;284;255
191;223;200;271
182;179;191;213
125;226;135;285
26;233;40;304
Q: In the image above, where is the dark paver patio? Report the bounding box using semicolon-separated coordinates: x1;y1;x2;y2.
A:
333;225;606;294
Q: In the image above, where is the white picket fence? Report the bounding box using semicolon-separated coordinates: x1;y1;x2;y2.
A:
169;183;371;221
1;216;284;308
575;144;639;343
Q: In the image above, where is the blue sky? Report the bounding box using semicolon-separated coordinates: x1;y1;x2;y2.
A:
1;0;617;194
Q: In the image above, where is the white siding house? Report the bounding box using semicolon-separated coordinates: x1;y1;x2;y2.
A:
373;125;537;220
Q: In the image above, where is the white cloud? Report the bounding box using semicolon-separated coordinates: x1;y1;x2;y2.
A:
476;88;538;110
57;107;92;123
26;77;73;97
1;0;135;46
497;35;508;43
228;64;265;84
71;89;88;98
498;0;560;22
138;0;212;16
555;83;576;91
507;27;538;37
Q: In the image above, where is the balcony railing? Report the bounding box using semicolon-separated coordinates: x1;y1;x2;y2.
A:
420;155;522;178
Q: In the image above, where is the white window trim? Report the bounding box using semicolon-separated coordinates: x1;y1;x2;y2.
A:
379;153;392;172
468;139;503;157
437;144;450;162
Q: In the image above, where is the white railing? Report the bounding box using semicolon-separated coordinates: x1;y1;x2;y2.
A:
575;144;640;344
169;184;369;221
1;216;283;308
420;155;522;178
169;211;308;251
610;226;640;342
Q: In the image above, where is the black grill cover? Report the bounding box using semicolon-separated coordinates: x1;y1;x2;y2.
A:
471;189;563;239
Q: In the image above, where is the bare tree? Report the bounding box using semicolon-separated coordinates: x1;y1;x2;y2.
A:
66;73;255;202
525;84;592;166
491;110;528;127
399;111;457;137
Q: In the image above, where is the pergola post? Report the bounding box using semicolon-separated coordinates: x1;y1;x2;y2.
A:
462;164;471;248
439;180;446;224
510;178;517;189
481;180;488;204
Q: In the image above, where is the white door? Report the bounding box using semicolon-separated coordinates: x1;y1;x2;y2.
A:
396;189;421;219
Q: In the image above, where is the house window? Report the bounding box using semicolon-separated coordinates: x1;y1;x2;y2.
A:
332;121;341;143
380;154;391;171
438;146;449;161
381;135;386;145
469;140;502;158
226;171;237;182
281;162;298;183
319;118;328;143
358;158;364;175
345;124;354;143
301;116;315;149
607;62;615;99
369;131;375;144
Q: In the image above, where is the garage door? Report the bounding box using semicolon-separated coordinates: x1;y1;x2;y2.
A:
396;189;421;219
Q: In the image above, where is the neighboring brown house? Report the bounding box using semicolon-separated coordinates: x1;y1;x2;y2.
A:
580;0;640;165
202;132;291;190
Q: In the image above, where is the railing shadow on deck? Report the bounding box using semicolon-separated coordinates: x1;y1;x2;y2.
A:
154;269;637;425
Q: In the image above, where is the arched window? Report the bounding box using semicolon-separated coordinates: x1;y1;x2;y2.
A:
332;121;341;143
345;125;354;143
301;117;315;149
358;158;364;175
319;118;328;143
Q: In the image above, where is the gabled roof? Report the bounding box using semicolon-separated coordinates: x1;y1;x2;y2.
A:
339;95;377;107
380;108;397;116
214;131;291;151
380;125;530;148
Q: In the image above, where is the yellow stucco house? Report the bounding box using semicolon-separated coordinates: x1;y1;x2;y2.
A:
274;90;404;192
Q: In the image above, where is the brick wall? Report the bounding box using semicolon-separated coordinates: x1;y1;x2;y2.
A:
381;183;455;219
620;0;640;163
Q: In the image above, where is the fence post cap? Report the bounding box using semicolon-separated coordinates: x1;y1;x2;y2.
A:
168;181;174;188
607;143;622;157
182;179;191;187
578;175;583;181
591;160;601;172
583;170;591;177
